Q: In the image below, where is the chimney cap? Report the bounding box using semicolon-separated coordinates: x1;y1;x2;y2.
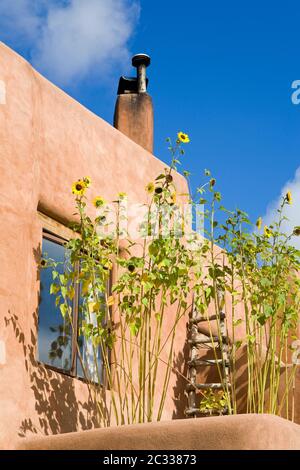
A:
117;76;149;95
132;53;151;68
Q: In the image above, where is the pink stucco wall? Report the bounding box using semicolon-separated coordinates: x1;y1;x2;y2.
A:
0;42;190;449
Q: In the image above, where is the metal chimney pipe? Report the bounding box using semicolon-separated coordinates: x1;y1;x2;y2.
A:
132;53;151;93
114;52;153;153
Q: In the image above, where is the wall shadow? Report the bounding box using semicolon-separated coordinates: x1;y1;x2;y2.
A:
4;243;102;439
171;322;190;419
5;310;101;439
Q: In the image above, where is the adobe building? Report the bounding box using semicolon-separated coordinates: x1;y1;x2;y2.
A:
0;42;193;449
1;42;300;450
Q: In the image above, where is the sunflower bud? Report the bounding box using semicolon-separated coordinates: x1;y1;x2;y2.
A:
293;226;300;236
256;217;262;230
165;174;173;184
286;191;292;205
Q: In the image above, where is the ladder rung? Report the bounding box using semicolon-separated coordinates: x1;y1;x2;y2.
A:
190;313;225;324
188;335;228;345
188;358;229;367
186;382;230;391
185;407;228;416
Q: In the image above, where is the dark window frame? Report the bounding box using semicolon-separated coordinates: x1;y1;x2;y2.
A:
38;227;110;387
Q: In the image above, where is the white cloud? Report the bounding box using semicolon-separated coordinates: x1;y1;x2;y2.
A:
263;167;300;248
0;0;42;46
0;0;140;86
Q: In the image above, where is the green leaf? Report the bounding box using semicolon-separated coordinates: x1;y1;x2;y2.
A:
61;286;67;298
50;283;60;295
149;243;158;257
59;303;69;318
129;318;141;336
246;334;256;345
68;286;75;300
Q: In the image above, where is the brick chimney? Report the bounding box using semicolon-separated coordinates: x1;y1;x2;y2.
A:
113;54;153;153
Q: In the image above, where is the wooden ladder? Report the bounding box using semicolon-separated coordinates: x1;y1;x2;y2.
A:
186;296;231;417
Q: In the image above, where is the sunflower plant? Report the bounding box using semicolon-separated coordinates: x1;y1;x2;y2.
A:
46;133;199;426
193;177;300;419
45;130;300;426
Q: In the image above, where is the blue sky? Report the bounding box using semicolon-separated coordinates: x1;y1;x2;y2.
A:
1;0;300;229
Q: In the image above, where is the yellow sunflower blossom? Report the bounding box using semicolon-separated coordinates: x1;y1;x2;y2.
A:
145;182;155;194
171;192;177;204
256;217;262;230
118;192;127;199
72;179;86;196
177;131;190;144
286;191;292;205
264;226;272;238
93;196;106;208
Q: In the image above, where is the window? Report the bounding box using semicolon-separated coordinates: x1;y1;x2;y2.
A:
38;228;105;384
38;233;73;371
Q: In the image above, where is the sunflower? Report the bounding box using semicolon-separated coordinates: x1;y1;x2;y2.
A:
72;179;86;196
286;191;292;205
93;196;106;208
40;258;47;268
128;263;135;273
256;217;262;230
84;176;92;187
177;131;190;144
264;226;272;238
145;182;155;194
118;192;127;200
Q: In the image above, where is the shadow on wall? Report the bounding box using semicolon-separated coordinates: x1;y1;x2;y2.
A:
172;327;190;419
4;245;101;440
5;310;100;439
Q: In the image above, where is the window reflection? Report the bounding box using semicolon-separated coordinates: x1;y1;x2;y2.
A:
76;284;104;384
38;232;106;384
38;236;72;371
